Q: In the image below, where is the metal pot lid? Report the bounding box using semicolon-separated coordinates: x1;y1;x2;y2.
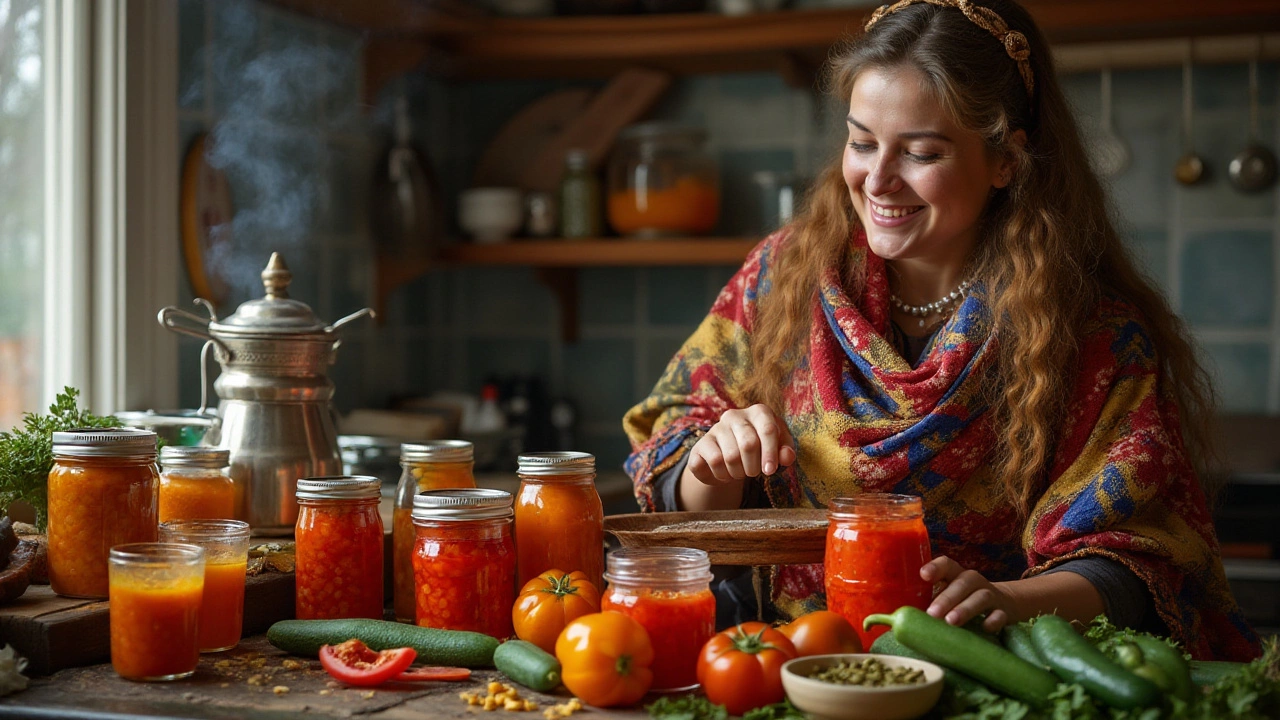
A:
210;253;328;336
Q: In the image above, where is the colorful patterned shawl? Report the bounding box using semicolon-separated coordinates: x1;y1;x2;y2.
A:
623;230;1260;662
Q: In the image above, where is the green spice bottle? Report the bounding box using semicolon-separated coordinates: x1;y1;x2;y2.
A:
559;149;601;238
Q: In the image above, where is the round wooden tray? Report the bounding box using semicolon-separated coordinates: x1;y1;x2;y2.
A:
603;509;828;566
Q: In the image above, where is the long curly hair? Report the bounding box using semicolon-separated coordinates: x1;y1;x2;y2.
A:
741;0;1219;516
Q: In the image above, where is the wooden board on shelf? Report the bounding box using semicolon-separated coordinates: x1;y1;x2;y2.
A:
441;237;759;267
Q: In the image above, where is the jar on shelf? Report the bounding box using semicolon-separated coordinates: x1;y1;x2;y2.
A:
514;452;604;592
607;122;720;237
47;428;160;599
393;441;477;623
294;476;384;620
559;149;602;238
825;494;933;649
411;488;516;638
158;446;236;523
601;547;715;692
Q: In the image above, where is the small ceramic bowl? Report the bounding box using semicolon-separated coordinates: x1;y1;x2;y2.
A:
459;187;523;244
781;653;945;720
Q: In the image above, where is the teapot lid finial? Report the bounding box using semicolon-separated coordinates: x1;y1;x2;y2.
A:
262;253;292;300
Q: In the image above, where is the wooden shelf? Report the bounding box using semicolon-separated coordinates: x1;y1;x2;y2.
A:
441;237;757;267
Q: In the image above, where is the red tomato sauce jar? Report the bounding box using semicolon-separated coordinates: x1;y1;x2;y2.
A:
601;547;715;692
411;488;516;639
294;476;385;620
514;452;604;592
824;494;933;648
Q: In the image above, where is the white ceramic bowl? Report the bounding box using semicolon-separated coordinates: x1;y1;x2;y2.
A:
459;187;523;244
781;653;945;720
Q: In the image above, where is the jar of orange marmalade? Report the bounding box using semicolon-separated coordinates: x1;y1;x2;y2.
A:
514;452;604;592
825;494;933;649
294;476;384;620
158;446;235;523
47;428;160;599
393;441;476;623
411;488;515;638
601;547;715;692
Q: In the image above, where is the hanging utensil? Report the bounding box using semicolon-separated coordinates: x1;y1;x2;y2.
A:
1228;57;1278;194
1174;51;1207;186
1093;68;1130;178
371;91;443;261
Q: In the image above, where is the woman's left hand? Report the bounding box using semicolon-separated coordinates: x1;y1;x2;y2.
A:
921;556;1019;633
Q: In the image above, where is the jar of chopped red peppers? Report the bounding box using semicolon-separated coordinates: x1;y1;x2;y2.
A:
294;476;384;620
411;488;515;639
514;452;604;591
601;547;715;692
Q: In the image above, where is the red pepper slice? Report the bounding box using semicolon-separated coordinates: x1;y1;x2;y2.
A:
318;639;417;687
396;666;472;682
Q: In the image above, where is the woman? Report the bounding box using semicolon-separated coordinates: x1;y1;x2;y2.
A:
622;0;1259;661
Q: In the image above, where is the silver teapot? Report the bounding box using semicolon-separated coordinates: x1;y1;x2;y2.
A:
158;253;374;535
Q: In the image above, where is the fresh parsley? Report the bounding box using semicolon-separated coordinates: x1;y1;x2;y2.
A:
645;695;727;720
742;701;805;720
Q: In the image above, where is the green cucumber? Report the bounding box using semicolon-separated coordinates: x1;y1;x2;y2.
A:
1189;659;1248;686
869;629;989;695
1128;635;1194;702
266;618;498;668
1030;615;1160;709
1001;623;1049;671
494;639;561;692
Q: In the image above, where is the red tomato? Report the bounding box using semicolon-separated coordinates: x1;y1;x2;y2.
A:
696;622;797;715
779;611;864;657
319;639;417;687
396;666;472;682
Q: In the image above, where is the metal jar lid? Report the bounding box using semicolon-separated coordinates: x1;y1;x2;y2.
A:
159;445;231;469
411;488;512;521
402;440;474;464
295;475;382;501
517;451;595;477
51;428;157;458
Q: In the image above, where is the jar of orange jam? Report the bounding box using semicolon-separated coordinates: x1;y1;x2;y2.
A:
108;542;205;681
158;446;235;523
393;441;476;623
160;519;251;653
601;547;715;692
514;452;604;591
47;428;160;599
295;476;384;620
825;494;933;649
411;488;515;639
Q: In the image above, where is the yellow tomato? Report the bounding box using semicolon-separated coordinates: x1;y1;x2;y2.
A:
513;569;601;654
555;611;654;708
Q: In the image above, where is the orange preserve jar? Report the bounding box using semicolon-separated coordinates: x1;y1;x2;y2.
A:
108;542;205;681
158;446;235;523
601;547;715;692
514;452;604;591
47;429;160;599
160;519;251;652
412;488;515;639
295;476;384;620
393;441;476;622
825;494;933;649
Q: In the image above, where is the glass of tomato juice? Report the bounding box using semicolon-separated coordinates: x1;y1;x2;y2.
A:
108;543;205;681
160;519;251;652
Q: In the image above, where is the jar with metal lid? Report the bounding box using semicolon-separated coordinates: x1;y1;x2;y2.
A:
601;547;714;692
514;452;604;592
47;428;160;599
607;122;720;237
158;446;236;523
294;476;384;620
411;488;515;638
393;440;477;622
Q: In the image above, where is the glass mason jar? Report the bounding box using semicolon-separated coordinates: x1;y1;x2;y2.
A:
158;446;236;523
108;542;205;681
825;494;933;648
514;452;604;592
47;428;160;599
393;440;477;623
601;547;715;692
411;488;516;639
560;149;602;238
607;122;720;238
160;519;251;653
294;476;385;620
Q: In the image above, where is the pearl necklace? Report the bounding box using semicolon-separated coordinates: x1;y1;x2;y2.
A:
890;277;974;328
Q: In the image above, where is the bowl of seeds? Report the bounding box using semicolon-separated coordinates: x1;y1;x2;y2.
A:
781;653;944;720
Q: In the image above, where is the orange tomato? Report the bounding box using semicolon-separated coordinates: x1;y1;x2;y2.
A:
696;622;797;716
555;612;654;708
513;569;601;653
778;610;864;657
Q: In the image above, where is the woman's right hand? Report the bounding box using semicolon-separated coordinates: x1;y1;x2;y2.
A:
685;404;797;486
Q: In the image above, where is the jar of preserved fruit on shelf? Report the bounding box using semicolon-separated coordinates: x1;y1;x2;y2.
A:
47;428;160;599
601;547;714;692
294;476;384;620
393;441;477;623
158;446;236;523
411;488;516;638
825;494;933;649
514;452;604;591
607;122;720;237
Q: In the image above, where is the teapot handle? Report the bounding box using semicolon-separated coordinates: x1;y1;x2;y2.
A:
325;308;376;354
157;306;233;360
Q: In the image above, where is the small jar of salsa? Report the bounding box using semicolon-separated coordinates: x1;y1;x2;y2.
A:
108;542;205;681
601;547;715;692
825;494;933;649
514;452;604;591
294;476;384;620
158;446;236;523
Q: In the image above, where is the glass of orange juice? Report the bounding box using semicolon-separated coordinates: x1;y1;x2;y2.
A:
108;543;205;681
159;519;251;652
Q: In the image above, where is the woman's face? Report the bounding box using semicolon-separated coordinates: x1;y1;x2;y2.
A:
843;64;1013;270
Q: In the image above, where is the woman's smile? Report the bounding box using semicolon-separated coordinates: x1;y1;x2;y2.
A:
867;199;925;226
